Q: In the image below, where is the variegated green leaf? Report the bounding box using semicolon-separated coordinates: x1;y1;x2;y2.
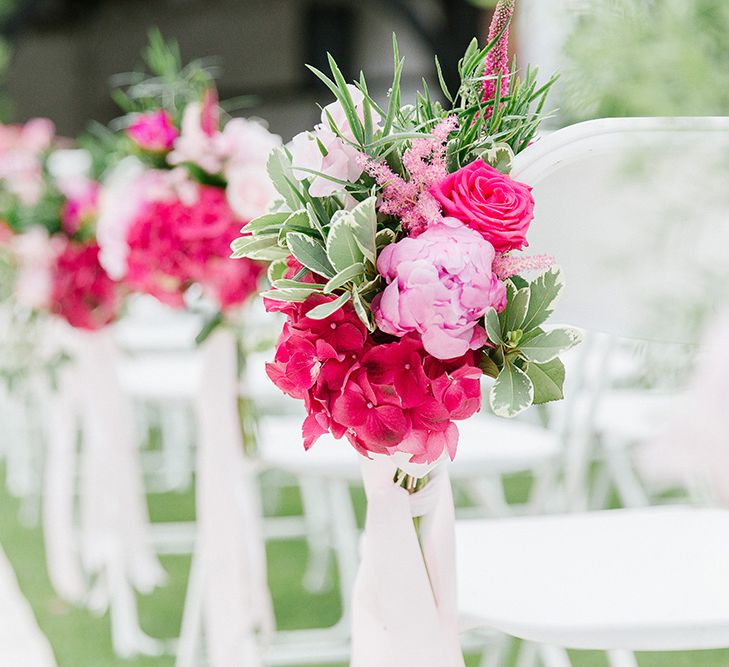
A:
351;287;375;331
522;267;564;332
324;262;365;293
267;146;300;210
260;287;320;302
484;307;503;345
247;245;290;261
287;232;335;278
242;211;292;235
273;279;325;291
526;357;565;405
306;292;352;320
489;361;534;418
347;196;377;264
230;235;279;259
267;258;289;284
376;228;398;248
326;217;364;272
500;286;530;334
519;327;583;364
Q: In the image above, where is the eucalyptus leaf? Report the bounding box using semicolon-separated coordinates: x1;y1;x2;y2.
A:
324;262;365;293
305;292;352;320
489;361;534;418
526;357;566;405
287;232;335;278
519;327;583;364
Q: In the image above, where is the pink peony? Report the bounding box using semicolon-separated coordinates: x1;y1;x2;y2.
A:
226;164;277;221
50;240;120;330
127;110;179;152
265;294;483;464
373;217;506;360
430;160;534;253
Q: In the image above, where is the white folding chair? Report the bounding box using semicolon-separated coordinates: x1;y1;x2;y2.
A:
456;117;729;666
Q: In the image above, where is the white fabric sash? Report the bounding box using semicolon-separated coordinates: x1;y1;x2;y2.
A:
194;329;274;667
351;457;464;667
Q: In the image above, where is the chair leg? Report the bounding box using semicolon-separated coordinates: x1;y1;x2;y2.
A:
604;445;649;508
538;644;573;667
299;477;334;594
606;650;639;667
479;633;512;667
176;550;205;667
514;641;540;667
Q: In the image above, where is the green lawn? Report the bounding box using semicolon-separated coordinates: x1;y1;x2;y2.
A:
1;466;728;667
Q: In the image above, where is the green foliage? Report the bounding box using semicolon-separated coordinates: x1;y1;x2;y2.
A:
563;0;729;120
483;268;582;417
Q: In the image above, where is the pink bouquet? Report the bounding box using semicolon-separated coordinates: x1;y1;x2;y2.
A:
96;37;280;318
0;119;122;331
233;7;581;463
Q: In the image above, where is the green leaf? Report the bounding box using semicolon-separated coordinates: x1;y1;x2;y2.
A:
267;146;301;210
273;279;325;290
347;196;377;264
519;327;583;364
247;245;290;261
500;286;530;334
522;267;564;332
260;287;320;302
287;232;335;278
526;357;565;405
489;361;534;418
324;262;365;293
485;308;504;345
242;211;291;235
376;228;398;248
326;216;364;272
479;353;500;379
267;258;289;284
306;292;352;320
230;235;279;259
351;286;375;331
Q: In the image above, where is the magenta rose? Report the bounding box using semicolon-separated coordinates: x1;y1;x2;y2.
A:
430;159;534;253
127;110;179;153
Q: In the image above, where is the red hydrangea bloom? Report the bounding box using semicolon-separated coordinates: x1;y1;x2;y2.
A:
50;240;120;330
124;184;263;310
265;292;483;463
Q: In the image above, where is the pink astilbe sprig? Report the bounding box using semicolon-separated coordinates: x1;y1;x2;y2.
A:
493;253;555;280
360;116;458;236
482;0;515;114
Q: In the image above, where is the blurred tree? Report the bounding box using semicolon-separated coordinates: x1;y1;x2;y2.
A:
562;0;729;121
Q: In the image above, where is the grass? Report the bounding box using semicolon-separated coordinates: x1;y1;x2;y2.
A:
1;466;729;666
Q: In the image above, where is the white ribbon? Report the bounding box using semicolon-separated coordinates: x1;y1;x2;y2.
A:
351;456;464;667
42;325;166;655
193;329;273;667
43;359;85;603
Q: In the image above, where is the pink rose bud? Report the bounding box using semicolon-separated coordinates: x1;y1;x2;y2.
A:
127;110;179;152
430;159;534;253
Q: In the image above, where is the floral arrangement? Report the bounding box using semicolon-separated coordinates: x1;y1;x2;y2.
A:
0;118;121;331
95;33;280;323
232;5;581;464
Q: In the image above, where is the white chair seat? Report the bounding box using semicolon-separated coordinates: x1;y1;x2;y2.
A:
117;354;202;401
258;414;560;481
594;390;679;445
457;506;729;651
452;417;560;477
